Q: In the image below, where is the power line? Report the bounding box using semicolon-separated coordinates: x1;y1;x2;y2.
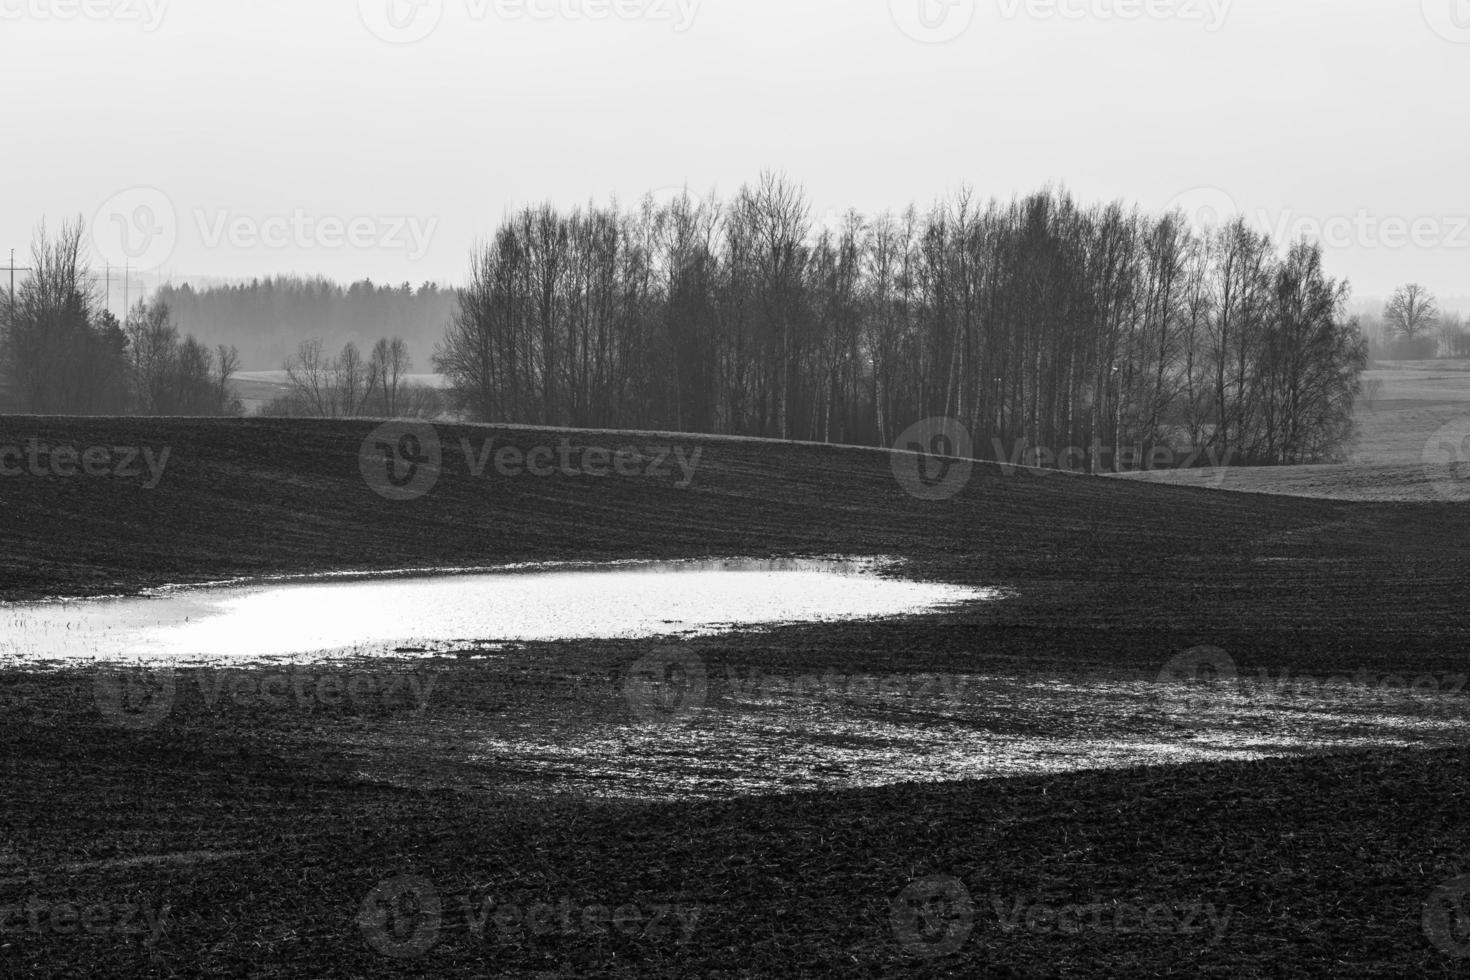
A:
4;249;34;319
0;252;164;323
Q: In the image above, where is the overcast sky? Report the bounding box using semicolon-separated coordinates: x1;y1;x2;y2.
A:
2;0;1466;307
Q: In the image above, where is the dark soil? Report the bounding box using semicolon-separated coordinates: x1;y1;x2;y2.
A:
1;417;1468;976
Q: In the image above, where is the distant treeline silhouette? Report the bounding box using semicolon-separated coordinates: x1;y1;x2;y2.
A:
154;276;456;372
0;221;241;416
3;180;1368;465
438;175;1368;468
0;227;453;417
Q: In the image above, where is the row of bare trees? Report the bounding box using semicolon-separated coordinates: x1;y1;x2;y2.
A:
0;220;241;416
270;336;441;418
436;176;1367;467
126;298;243;416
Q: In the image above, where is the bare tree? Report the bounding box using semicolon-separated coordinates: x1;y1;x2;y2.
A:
366;336;413;416
215;344;242;414
1438;312;1470;358
336;341;365;416
120;299;234;416
436;182;1366;467
0;219;128;413
284;338;335;417
1384;283;1439;340
126;299;180;415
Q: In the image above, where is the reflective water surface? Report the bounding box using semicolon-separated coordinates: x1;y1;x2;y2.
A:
8;560;1459;798
0;558;995;665
387;668;1470;801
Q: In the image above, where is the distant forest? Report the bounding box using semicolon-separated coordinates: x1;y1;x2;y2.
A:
1;176;1372;468
0;225;451;418
153;277;456;372
438;175;1368;467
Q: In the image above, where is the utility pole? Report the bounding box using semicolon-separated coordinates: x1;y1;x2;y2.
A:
4;248;33;321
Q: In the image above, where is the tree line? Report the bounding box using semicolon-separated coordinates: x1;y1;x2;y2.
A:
265;336;443;419
155;276;455;371
1360;283;1470;360
436;175;1368;468
0;220;241;416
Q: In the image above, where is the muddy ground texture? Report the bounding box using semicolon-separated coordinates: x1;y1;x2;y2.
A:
1;417;1468;977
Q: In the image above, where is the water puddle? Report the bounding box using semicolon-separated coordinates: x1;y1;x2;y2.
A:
0;557;995;665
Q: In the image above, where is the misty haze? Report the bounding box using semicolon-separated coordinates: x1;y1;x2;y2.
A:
2;2;1469;977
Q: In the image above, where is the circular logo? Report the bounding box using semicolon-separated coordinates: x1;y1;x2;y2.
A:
890;875;974;958
644;185;707;217
892;418;974;501
360;421;442;501
358;875;443;959
1164;186;1239;240
890;0;977;43
358;0;445;43
644;186;710;277
92;187;177;271
1157;645;1238;720
1424;875;1470;957
1423;0;1470;43
94;667;177;730
623;646;708;724
1158;646;1238;686
1422;417;1470;502
808;207;855;243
